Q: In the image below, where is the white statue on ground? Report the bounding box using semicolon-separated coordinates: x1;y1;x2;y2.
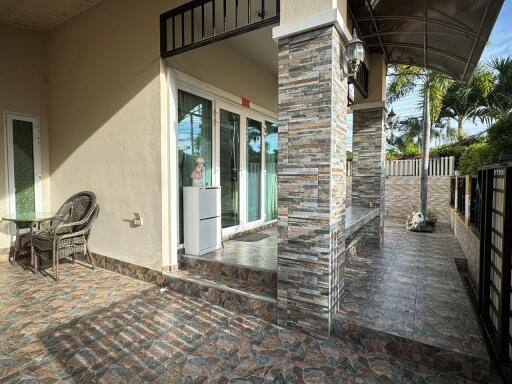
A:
407;212;426;231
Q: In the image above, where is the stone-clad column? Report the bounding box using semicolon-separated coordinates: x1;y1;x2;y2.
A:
276;25;348;339
352;107;386;246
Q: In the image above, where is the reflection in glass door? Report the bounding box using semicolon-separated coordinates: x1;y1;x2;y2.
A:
177;90;212;244
220;109;240;228
246;118;262;223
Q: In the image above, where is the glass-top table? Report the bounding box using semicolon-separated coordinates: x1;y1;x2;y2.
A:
2;212;56;269
2;212;56;223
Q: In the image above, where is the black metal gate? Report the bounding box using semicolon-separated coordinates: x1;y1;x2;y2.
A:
478;161;512;364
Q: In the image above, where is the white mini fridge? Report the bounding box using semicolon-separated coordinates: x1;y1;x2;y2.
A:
183;186;221;256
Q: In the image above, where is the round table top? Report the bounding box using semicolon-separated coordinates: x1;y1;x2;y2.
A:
2;212;56;223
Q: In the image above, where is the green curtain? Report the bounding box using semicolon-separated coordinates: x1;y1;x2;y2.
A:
178;90;212;243
247;119;262;222
13;119;35;214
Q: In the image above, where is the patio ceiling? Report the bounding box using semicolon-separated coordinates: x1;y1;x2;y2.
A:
348;0;505;80
0;0;102;31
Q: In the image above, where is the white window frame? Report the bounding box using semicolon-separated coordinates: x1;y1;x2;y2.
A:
4;112;43;217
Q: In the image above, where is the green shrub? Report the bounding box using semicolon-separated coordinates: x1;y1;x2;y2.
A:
459;142;495;175
346;151;353;161
386;150;400;160
487;112;512;160
401;143;421;158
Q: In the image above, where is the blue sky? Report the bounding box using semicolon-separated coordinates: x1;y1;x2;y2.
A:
347;1;512;150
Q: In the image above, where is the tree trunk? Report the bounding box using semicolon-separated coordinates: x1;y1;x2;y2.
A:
420;82;431;217
457;118;464;139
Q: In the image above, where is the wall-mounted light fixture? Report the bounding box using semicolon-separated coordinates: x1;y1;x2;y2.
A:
342;29;365;79
386;108;397;129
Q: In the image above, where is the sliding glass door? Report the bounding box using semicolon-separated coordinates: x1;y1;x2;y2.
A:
219;109;241;228
175;88;277;241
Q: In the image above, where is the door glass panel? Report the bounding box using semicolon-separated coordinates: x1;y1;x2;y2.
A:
247;118;262;222
178;90;213;243
220;109;240;228
12;119;35;213
265;121;278;220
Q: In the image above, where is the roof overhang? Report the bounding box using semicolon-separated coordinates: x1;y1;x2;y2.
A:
348;0;505;80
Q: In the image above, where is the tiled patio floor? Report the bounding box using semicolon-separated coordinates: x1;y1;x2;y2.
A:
339;219;487;358
186;227;277;272
0;253;500;383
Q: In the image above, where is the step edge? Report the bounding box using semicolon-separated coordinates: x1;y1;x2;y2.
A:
163;271;277;304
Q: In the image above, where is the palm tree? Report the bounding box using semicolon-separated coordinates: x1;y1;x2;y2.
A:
481;57;512;122
388;65;452;219
440;67;494;139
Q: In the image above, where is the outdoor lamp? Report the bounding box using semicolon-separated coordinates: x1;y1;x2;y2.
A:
387;109;397;128
344;29;365;77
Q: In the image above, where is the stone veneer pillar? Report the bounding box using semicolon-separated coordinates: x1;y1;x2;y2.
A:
277;25;347;340
352;107;387;246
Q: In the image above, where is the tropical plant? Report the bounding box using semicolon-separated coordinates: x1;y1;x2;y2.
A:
481;57;512;122
387;116;441;154
387;65;452;217
440;67;494;139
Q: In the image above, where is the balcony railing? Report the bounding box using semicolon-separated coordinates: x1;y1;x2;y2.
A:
161;0;280;58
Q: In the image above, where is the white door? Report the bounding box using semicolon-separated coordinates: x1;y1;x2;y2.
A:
5;113;43;215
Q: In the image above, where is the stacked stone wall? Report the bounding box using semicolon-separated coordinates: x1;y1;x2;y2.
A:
384;176;451;221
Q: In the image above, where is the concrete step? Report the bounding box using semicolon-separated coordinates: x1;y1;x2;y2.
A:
178;254;277;295
162;269;276;323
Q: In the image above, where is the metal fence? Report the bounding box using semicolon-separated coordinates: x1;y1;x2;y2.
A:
477;161;512;367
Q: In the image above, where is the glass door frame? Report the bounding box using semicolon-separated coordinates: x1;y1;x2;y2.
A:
215;100;275;237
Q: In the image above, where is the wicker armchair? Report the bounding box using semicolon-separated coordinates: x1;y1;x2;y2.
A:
32;191;99;280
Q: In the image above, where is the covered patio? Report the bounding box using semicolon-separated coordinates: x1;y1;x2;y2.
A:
0;0;507;381
0;217;501;383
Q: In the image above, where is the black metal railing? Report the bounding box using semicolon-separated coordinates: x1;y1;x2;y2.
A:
478;161;512;368
457;176;466;214
161;0;280;58
450;176;456;207
470;175;480;231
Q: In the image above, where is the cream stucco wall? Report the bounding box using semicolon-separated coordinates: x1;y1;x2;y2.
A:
0;24;51;251
281;0;347;24
46;0;278;270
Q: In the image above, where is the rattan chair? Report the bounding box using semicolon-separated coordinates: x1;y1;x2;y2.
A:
32;191;99;280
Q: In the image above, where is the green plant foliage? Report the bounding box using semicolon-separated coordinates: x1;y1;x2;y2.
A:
401;143;421;158
386;150;400;160
459;142;495;175
346;151;353;161
440;67;494;139
487;112;512;159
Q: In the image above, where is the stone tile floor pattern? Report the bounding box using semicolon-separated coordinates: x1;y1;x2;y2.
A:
0;253;500;383
339;219;487;358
